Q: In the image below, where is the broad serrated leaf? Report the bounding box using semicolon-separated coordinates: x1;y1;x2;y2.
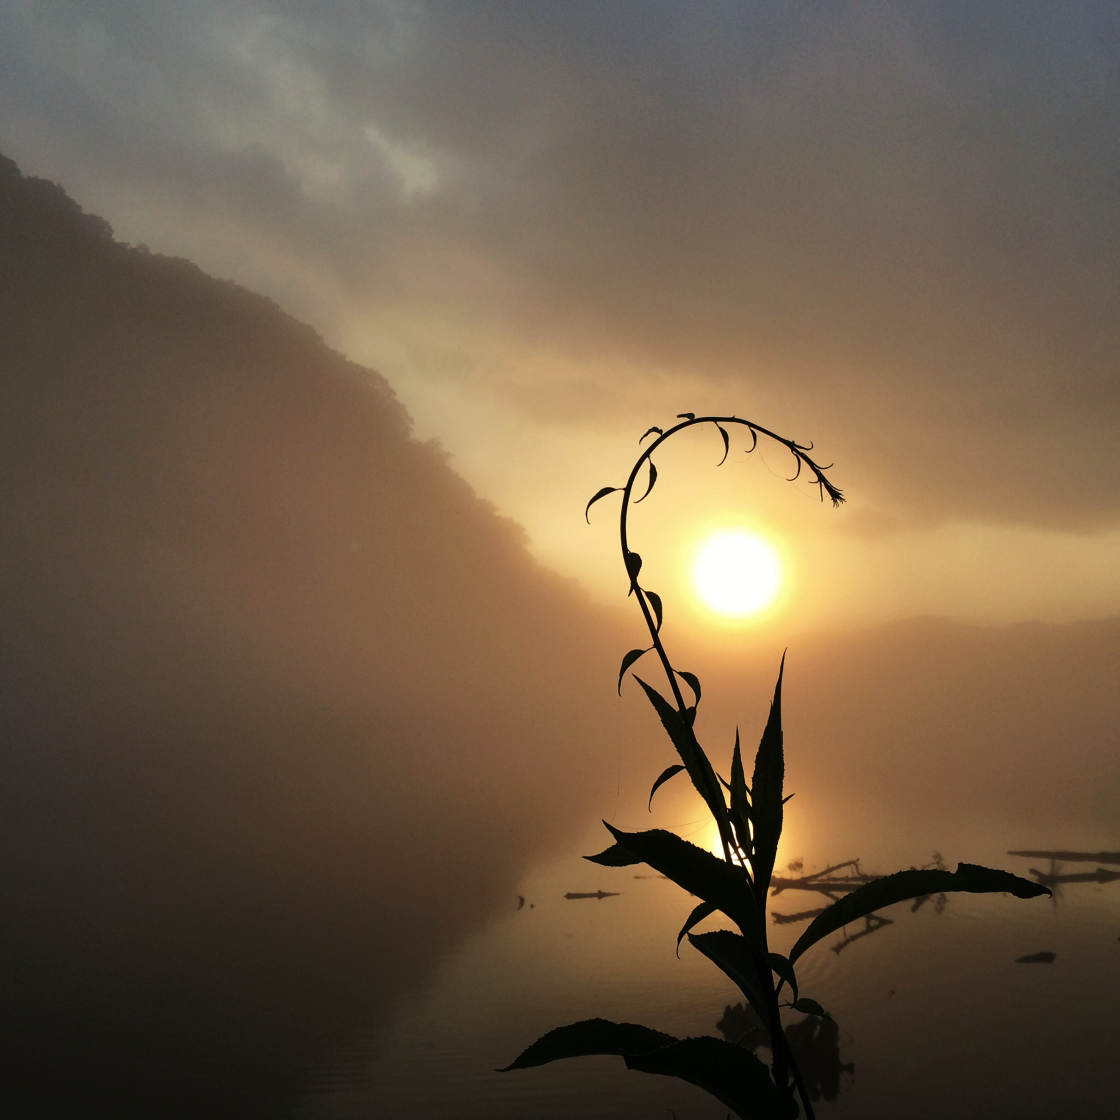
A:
584;485;620;523
676;670;701;706
645;589;663;632
633;677;732;856
595;824;757;932
729;728;752;858
639;426;664;443
767;953;798;1003
648;763;685;811
586;835;642;867
634;459;658;503
788;863;1052;965
750;654;786;898
791;998;831;1021
499;1018;675;1071
689;930;769;1018
625;1035;782;1119
618;647;648;694
676;900;717;955
715;423;730;466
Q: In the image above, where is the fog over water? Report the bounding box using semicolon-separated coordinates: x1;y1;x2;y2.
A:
2;158;1116;1116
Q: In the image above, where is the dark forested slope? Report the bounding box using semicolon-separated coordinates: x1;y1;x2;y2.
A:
0;153;632;1115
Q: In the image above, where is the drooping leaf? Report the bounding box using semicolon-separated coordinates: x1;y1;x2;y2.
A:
625;1035;782;1119
715;423;730;466
786;456;803;482
618;647;648;694
648;763;685;811
676;669;702;706
590;824;757;932
633;677;733;856
788;863;1052;965
791;998;831;1021
634;459;658;504
749;654;786;898
689;930;769;1018
501;1020;781;1119
676;412;696;420
767;953;798;1003
584;485;620;523
645;589;664;632
639;426;664;443
744;426;758;453
729;728;752;858
676;900;717;955
499;1018;675;1071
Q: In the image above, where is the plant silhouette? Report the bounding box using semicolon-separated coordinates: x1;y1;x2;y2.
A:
502;414;1052;1118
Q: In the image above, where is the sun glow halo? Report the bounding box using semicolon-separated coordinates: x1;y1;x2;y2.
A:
692;530;782;619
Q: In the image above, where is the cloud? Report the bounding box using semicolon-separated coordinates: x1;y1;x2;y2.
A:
2;0;1117;537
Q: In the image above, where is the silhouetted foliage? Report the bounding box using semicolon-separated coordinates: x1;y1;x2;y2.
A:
504;415;1050;1118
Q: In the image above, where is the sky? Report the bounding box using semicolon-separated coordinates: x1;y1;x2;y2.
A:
2;0;1118;635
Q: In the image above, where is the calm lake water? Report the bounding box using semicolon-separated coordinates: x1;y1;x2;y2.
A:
296;830;1119;1119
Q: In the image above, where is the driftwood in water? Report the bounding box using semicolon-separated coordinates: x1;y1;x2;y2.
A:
1008;849;1120;865
563;890;620;900
1029;866;1120;886
770;860;874;899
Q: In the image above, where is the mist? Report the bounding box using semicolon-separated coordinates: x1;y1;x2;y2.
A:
2;157;1116;1116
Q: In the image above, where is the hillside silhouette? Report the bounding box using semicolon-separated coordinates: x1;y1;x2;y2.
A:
0;153;638;1116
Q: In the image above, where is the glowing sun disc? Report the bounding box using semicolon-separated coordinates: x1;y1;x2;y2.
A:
692;530;781;618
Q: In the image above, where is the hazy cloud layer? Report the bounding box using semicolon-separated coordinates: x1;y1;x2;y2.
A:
2;2;1117;536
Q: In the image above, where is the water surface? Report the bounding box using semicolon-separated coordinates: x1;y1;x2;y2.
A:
299;836;1119;1118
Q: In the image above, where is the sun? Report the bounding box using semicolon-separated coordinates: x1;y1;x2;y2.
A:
691;530;782;619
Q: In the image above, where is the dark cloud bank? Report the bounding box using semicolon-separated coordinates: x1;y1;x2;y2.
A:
2;158;1116;1116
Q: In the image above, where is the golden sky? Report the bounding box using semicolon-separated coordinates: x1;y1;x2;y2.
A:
4;1;1117;631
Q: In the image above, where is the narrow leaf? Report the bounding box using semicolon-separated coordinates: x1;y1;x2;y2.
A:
676;670;701;706
750;654;786;898
625;1036;781;1119
596;824;757;933
634;459;658;503
639;426;663;443
633;677;733;856
618;647;648;695
789;863;1052;965
584;485;620;523
675;900;717;955
648;763;685;811
645;589;663;633
499;1018;675;1071
767;953;798;1003
676;412;696;420
715;423;730;466
689;930;769;1018
729;728;752;857
786;456;803;482
744;426;758;453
